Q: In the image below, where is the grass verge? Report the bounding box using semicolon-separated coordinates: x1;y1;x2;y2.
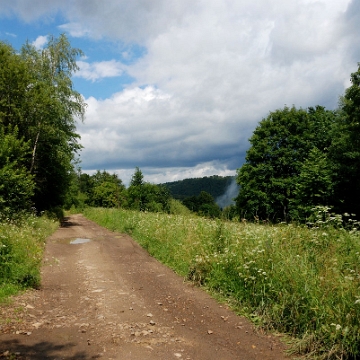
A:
0;215;58;303
83;207;360;359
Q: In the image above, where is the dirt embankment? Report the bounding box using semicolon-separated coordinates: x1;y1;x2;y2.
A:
0;214;290;359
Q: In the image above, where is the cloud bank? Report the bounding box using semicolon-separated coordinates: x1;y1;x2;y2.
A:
1;0;358;185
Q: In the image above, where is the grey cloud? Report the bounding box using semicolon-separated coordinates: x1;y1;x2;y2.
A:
0;0;65;22
341;0;360;64
60;0;194;44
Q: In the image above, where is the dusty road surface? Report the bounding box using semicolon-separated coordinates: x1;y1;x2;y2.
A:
1;214;290;359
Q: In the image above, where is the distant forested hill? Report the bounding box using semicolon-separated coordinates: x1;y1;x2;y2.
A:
161;175;235;201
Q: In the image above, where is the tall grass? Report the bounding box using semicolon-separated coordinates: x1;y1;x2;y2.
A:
83;207;360;359
0;215;58;302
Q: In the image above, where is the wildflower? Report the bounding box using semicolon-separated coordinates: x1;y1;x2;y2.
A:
331;323;342;331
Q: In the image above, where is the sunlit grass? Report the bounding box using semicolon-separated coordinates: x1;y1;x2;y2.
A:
0;215;58;303
83;207;360;359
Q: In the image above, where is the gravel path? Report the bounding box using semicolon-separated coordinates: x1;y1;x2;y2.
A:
0;214;290;359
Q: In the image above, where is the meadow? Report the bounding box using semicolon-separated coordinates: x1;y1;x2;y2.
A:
83;207;360;360
0;215;58;302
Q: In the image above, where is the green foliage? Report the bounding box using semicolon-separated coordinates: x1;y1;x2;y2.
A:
290;148;334;221
71;168;172;214
130;166;144;187
20;35;86;210
183;191;221;218
72;169;232;218
0;127;34;219
0;214;58;301
236;106;336;222
89;170;126;208
84;207;360;359
127;168;171;212
0;42;29;123
64;170;127;209
63;167;87;210
221;205;238;221
0;35;85;215
236;64;360;223
329;63;360;216
168;198;192;215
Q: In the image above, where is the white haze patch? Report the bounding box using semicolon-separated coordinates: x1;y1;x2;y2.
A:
216;178;239;209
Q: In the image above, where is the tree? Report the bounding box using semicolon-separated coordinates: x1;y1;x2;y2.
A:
0;42;29;127
90;171;126;208
126;167;171;212
0;35;86;213
18;35;86;211
183;191;221;218
127;167;146;210
130;167;144;187
0;126;34;218
236;106;336;222
0;43;35;217
290;147;334;220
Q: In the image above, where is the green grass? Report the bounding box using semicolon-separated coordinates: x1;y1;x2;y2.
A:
0;214;58;303
83;207;360;359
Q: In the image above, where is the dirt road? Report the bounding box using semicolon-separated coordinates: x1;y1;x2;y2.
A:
0;214;289;359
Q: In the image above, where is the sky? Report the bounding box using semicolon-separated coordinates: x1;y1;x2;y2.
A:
0;0;359;186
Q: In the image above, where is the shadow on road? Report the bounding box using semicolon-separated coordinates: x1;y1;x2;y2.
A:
0;339;100;359
60;217;80;228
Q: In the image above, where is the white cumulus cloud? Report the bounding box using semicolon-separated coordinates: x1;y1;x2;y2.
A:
76;60;125;81
32;35;47;49
58;22;93;38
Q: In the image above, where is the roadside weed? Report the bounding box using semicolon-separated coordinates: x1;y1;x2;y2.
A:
0;215;58;302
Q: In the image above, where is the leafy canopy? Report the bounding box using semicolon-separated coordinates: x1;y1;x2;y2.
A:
236;106;336;222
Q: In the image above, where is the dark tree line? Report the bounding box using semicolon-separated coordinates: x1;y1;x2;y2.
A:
66;167;229;219
68;168;172;214
162;175;234;201
182;191;221;218
236;63;360;222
